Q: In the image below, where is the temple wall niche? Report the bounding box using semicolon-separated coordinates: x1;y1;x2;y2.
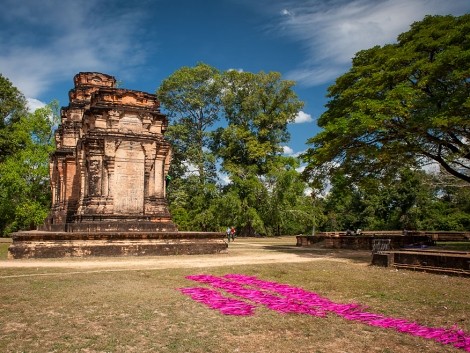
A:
154;157;164;198
87;159;102;196
113;141;145;214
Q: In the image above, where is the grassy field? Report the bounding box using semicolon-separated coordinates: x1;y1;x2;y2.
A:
0;237;469;353
435;242;470;251
0;242;10;259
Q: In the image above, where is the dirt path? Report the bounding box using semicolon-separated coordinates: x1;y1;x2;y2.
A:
0;237;371;275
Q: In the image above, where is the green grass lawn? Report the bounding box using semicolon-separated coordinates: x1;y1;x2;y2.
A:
435;241;470;251
0;237;468;353
0;240;11;259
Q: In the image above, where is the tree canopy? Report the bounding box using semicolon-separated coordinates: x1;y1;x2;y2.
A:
0;96;59;235
0;74;29;162
214;70;303;175
157;65;307;235
318;170;470;232
158;58;469;235
213;70;304;235
157;63;221;184
302;14;470;188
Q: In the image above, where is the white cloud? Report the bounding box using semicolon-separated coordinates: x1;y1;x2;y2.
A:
279;0;470;86
282;147;309;158
421;161;441;175
26;98;46;112
0;0;150;98
227;68;245;73
292;149;306;158
283;145;294;155
303;186;313;196
219;174;232;185
182;161;199;176
294;110;313;123
295;165;305;173
281;9;292;16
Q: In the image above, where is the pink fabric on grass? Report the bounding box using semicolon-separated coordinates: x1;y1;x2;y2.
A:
178;287;255;316
223;274;470;352
179;274;470;352
185;274;325;317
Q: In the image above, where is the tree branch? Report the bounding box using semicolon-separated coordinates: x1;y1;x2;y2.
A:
422;150;470;183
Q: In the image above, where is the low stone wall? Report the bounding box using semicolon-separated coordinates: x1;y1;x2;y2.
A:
372;249;470;277
308;230;470;241
296;235;433;250
393;250;470;269
8;231;227;259
407;231;470;241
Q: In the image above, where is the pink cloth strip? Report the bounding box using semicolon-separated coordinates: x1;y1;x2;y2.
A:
179;274;470;352
178;287;255;316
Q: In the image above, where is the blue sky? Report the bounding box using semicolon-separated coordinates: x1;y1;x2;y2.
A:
1;0;469;157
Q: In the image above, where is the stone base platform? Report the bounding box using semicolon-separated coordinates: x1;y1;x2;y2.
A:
372;249;470;277
8;231;227;259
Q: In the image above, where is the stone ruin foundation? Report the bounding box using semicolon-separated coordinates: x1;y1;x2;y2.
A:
296;231;469;276
8;72;226;258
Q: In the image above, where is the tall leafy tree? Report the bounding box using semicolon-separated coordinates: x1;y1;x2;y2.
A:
319;168;470;232
412;172;470;230
302;14;470;188
262;156;313;236
321;174;363;231
157;66;304;234
215;70;303;175
157;63;221;183
0;101;59;235
165;174;222;232
0;74;29;162
157;63;223;232
356;170;431;230
213;70;304;235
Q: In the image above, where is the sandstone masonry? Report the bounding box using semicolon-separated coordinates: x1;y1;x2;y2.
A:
9;73;227;258
44;72;176;232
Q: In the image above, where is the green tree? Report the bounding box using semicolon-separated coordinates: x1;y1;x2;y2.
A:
356;170;432;230
0;74;29;162
158;66;305;234
411;172;470;230
166;174;222;232
320;174;362;231
262;157;313;236
157;63;221;184
302;14;470;188
0;102;59;235
213;70;304;235
318;168;470;232
157;63;224;232
215;70;303;173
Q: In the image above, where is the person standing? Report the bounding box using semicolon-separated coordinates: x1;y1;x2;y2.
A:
230;226;236;241
226;227;231;242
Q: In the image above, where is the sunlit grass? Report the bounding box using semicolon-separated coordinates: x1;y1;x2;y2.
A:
0;237;468;353
0;241;10;259
435;241;470;251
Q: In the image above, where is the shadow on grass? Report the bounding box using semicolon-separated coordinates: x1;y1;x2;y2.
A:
258;242;373;265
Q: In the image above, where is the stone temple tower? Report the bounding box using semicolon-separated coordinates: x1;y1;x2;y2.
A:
8;73;226;259
46;72;176;231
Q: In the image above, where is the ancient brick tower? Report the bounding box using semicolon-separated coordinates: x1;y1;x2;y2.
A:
46;72;176;231
8;73;226;259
